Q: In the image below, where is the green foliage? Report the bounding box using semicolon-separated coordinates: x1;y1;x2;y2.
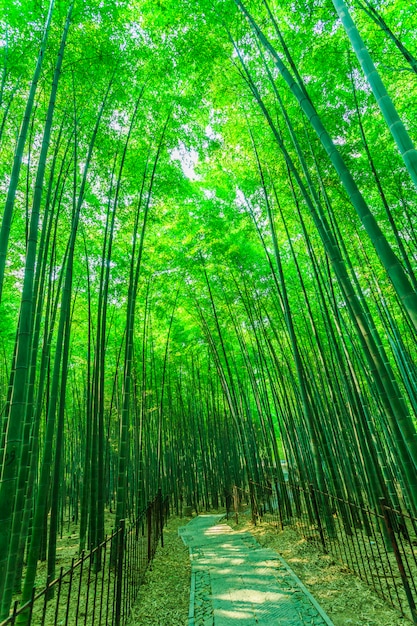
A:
1;0;417;617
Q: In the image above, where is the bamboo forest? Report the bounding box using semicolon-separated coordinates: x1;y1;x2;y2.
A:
1;0;417;624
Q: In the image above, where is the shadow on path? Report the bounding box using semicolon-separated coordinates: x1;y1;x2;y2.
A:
179;514;335;625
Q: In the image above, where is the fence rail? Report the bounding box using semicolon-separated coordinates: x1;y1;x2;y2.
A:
232;480;417;625
1;491;169;626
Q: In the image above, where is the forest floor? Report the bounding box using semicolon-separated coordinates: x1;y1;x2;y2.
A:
127;515;191;625
15;511;407;625
128;512;407;626
228;515;406;626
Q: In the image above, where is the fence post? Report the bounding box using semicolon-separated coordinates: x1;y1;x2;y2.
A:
249;480;258;525
276;481;284;531
380;499;417;624
158;489;164;548
114;519;125;626
309;484;327;554
147;501;152;564
10;600;18;625
233;485;239;525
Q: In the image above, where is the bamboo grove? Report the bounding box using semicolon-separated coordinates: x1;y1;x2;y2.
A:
0;0;417;618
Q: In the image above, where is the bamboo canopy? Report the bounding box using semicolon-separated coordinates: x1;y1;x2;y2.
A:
0;0;417;619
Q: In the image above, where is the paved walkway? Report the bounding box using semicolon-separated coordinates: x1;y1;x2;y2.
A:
179;515;334;626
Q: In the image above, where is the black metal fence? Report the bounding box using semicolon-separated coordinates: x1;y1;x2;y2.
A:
233;480;417;625
1;491;169;626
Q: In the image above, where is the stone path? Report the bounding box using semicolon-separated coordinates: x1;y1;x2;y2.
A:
179;515;335;626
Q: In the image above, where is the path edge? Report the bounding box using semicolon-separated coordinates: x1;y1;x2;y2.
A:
188;546;196;626
275;552;335;626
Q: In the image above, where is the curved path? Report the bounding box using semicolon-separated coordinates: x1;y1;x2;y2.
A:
179;514;334;626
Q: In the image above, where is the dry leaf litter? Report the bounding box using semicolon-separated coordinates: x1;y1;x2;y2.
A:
129;513;407;625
